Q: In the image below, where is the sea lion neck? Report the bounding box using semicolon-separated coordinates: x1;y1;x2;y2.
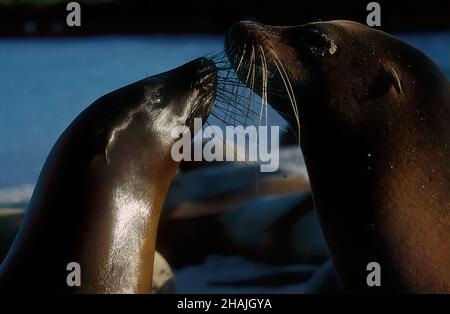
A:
0;120;177;293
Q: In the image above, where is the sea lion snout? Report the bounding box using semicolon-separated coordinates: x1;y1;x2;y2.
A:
226;21;337;59
188;57;217;123
196;57;217;76
193;58;217;92
166;57;217;91
225;21;280;55
151;57;216;127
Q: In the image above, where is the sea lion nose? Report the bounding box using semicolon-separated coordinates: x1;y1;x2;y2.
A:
226;21;263;47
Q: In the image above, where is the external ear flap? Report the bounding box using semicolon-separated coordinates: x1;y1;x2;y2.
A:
367;67;403;99
387;67;402;95
103;131;115;166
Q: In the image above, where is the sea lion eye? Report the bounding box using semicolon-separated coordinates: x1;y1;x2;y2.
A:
147;85;164;104
299;29;337;56
367;68;402;98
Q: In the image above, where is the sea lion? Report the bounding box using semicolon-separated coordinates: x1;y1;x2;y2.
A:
0;57;217;293
225;20;450;292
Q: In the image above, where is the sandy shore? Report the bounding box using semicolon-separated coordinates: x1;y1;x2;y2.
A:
0;208;24;216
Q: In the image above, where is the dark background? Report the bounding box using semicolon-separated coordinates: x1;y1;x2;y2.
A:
0;0;449;37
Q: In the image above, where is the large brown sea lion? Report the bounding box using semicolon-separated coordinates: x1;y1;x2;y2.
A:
225;20;450;292
0;57;217;293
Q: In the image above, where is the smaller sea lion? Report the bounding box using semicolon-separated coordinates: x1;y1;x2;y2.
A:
0;57;217;293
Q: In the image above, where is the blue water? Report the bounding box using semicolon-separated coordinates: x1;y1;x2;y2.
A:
0;35;224;189
0;33;449;190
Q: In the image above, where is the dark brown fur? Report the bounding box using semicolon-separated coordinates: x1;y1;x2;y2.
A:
226;20;450;292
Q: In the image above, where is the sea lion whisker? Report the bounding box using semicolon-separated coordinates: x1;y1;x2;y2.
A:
213;103;249;120
215;45;286;128
258;48;265;126
220;48;245;124
225;46;248;125
235;44;247;76
216;80;250;89
249;44;258;127
261;47;269;127
227;47;248;126
215;101;260;123
258;45;269;126
216;86;259;109
269;48;301;141
187;88;216;123
215;91;259;126
216;92;254;108
215;92;289;131
216;81;249;88
244;44;254;88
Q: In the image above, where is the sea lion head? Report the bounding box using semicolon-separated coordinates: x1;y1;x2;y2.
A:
93;57;217;167
225;20;447;138
33;56;217;195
